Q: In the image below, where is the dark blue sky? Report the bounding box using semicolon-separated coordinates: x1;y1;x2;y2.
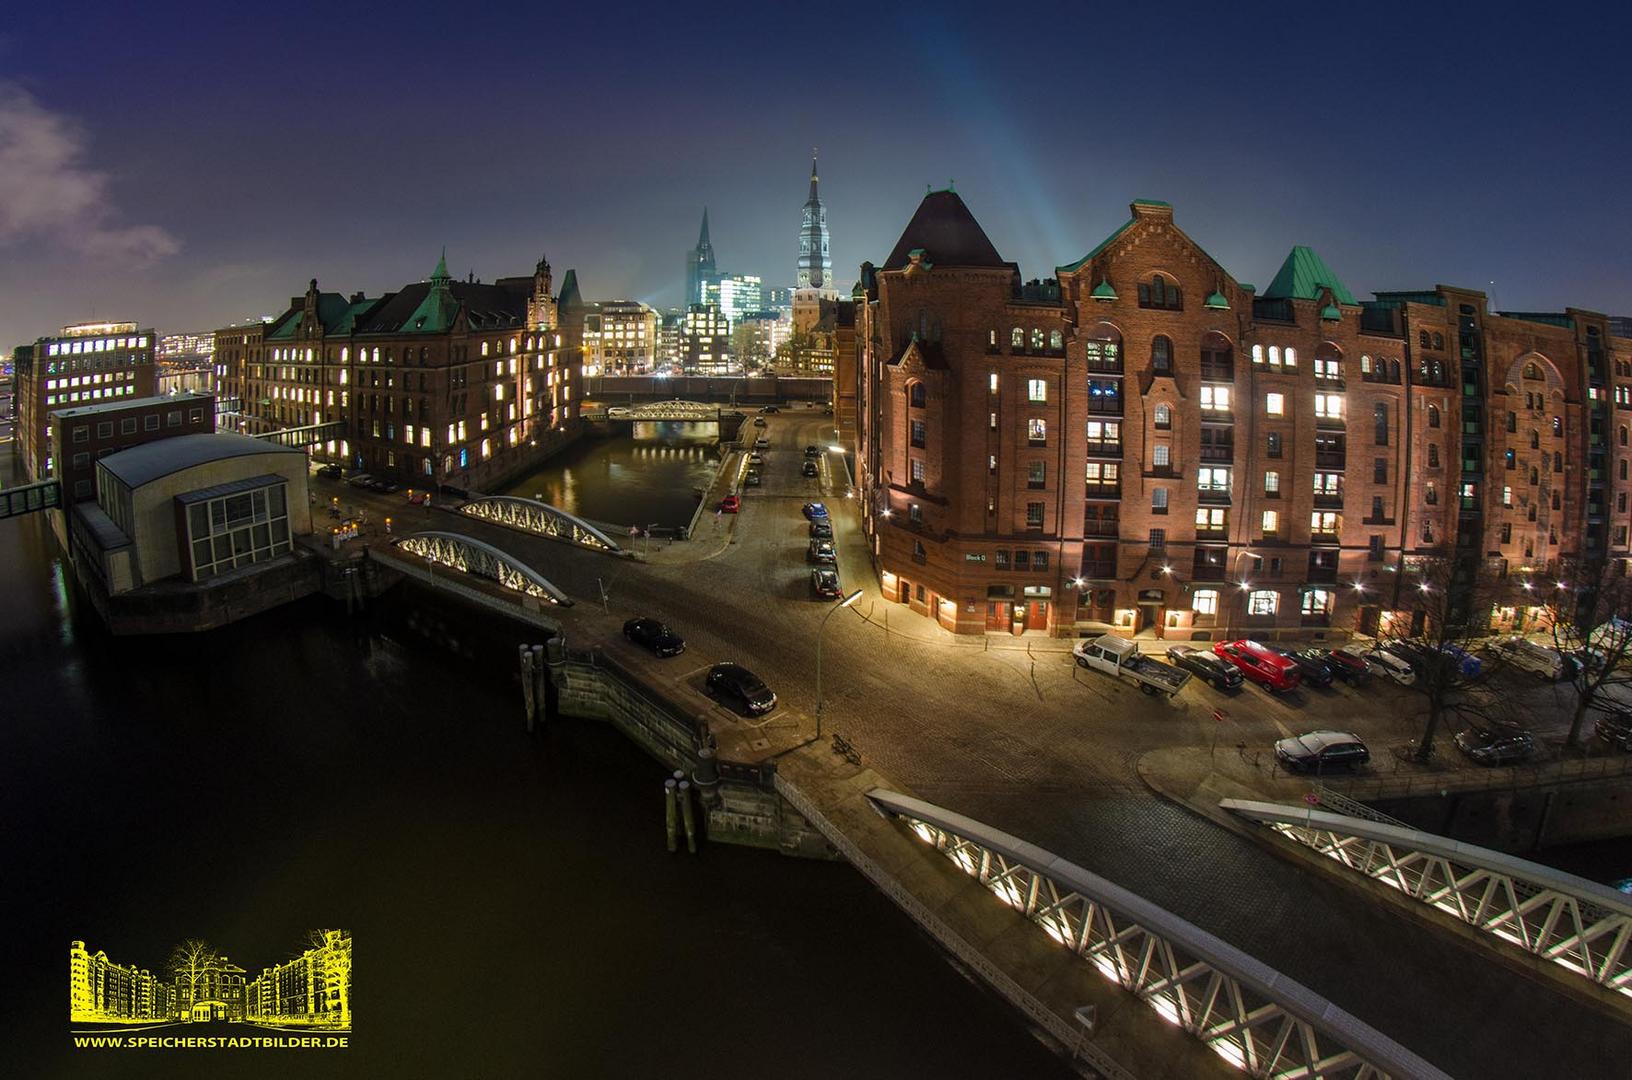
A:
2;0;1628;341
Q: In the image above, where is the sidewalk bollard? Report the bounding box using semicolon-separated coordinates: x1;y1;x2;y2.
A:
679;780;698;854
664;779;679;853
519;646;536;732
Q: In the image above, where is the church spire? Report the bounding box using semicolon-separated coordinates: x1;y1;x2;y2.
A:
698;207;711;248
431;247;450;285
807;150;820;205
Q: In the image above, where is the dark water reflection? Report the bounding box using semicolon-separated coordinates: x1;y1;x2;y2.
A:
502;421;721;531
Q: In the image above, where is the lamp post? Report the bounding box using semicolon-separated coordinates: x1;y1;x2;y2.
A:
816;588;864;740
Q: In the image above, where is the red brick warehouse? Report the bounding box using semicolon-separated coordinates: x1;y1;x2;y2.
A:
854;190;1632;638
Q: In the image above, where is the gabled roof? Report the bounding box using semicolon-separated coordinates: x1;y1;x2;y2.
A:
1057;219;1134;275
1261;246;1357;306
882;190;1006;270
888;336;948;371
264;291;356;340
353;280;529;335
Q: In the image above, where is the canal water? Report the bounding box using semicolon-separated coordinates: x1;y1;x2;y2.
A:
0;505;1077;1080
501;421;721;531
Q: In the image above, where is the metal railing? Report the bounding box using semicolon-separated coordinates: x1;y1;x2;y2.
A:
870;789;1449;1080
251;420;347;449
458;495;622;552
393;530;572;605
1223;799;1632;1002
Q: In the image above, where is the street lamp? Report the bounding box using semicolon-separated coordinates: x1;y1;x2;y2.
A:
816;589;864;739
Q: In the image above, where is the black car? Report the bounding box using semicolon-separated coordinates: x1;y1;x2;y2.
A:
801;461;818;477
1596;709;1632;752
744;469;762;487
1455;725;1536;766
809;520;833;539
761;405;780;414
316;463;343;478
1165;645;1243;690
366;478;401;494
623;617;685;657
706;662;776;715
1318;647;1372;685
1274;731;1370;772
810;568;842;598
807;538;836;564
804;445;821;458
1267;645;1334;688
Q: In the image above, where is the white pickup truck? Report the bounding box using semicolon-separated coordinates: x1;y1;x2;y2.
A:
1072;634;1192;697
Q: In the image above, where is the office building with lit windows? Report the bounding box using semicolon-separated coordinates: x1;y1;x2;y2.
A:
13;322;157;482
591;300;658;373
704;274;763;326
856;190;1632;637
682;304;732;375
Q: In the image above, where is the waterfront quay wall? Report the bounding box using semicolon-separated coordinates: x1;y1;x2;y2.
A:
67;540;325;635
584;375;832;406
550;646;833;859
1370;764;1632;851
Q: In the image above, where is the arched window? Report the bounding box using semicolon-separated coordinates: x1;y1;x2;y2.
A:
1138;274;1182;311
1049;329;1063;351
1252;344;1265;364
1011;327;1024;349
1622;461;1629;482
1360;354;1372;373
1505;449;1516;469
1553;416;1563;436
1428;405;1441;428
1425;482;1438;505
1430;361;1444;383
1201;332;1234;380
1153;403;1172;429
1529;431;1539;449
1621;426;1628;447
1268;345;1281;366
1284;346;1297;367
1374;402;1389;445
1530;467;1539;485
988;329;997;348
1432;332;1444;349
1428;444;1440;467
1031;328;1044;350
1554;451;1563;471
1151;335;1172;373
908;382;926;408
1389;359;1401;382
1418;330;1431;348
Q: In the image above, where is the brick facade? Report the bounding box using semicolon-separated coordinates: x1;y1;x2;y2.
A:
856;192;1632;638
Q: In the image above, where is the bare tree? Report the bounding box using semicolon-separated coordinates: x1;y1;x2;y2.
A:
304;929;352;1029
1378;549;1514;762
1542;555;1632;749
167;939;219;1015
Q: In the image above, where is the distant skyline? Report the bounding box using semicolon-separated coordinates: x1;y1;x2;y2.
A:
1;1;1630;342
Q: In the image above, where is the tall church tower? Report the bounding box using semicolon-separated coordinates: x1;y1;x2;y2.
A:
795;152;832;293
529;253;557;329
685;209;717;307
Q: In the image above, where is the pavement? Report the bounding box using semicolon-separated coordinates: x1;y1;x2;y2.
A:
330;406;1632;1079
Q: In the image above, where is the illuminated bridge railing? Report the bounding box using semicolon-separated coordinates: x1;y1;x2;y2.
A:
605;400;720;421
0;479;61;519
869;790;1447;1080
458;496;621;553
1222;799;1632;1003
393;531;572;606
251;421;347;449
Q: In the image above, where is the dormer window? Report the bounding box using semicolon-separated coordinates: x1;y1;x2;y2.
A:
1137;275;1182;311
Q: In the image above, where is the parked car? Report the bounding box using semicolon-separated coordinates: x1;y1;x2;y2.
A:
706;662;776;715
1436;642;1485;678
622;617;685;657
1491;637;1579;681
752;416;767;427
801;461;818;477
761;405;780;414
1266;645;1335;688
316;463;343;478
345;473;375;488
1073;635;1191;697
1381;639;1435;671
754;436;769;448
807;538;836;564
1213;639;1302;693
809;520;833;539
744;470;762;487
802;502;829;520
747;452;764;466
1595;709;1632;752
1318;647;1372;684
1275;731;1370;772
810;568;843;599
804;445;821;458
1365;646;1417;685
719;495;740;513
1455;725;1536;766
1165;645;1244;690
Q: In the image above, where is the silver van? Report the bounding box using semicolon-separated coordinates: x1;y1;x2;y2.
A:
1492;637;1578;681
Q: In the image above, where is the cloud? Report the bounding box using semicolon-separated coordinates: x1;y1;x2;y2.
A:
0;82;179;264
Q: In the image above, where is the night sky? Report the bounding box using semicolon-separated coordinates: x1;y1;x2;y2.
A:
1;0;1629;343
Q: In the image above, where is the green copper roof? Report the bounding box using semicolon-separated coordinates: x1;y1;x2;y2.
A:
1320;303;1342;321
1261;245;1357;306
404;252;458;333
1090;278;1118;300
1205;289;1230;310
432;248;450;282
1057;218;1134;275
1131;198;1171;207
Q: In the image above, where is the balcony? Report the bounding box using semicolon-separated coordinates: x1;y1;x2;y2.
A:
1084;482;1122;499
1306;564;1339;584
1084;439;1122;458
1200;443;1234;463
1313;492;1343;510
1200;362;1234;382
1315;451;1347;469
1311;530;1341;546
1315;414;1345;430
1199;408;1234;424
1195;525;1228;540
1085;356;1124;374
1197;486;1232;505
1087;399;1124;417
1083;519;1119;538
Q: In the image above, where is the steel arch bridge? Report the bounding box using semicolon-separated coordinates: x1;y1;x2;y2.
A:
458;496;621;552
605;400;720;421
1223;799;1632;1002
393;531;572;605
869;790;1447;1080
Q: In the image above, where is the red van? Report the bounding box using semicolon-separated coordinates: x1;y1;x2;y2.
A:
1213;639;1302;693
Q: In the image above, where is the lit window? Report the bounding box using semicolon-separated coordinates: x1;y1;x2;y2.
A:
1154;444;1170;467
1152;488;1169;511
1195;507;1226;528
1154;403;1172;428
1503;486;1513;507
1200;386;1230;411
1262;510;1279;533
1193;590;1219;615
1198;467;1230;492
1248;590;1278;615
1284;347;1297;367
1264;471;1280;494
1268;346;1281;366
1311;511;1340;533
1028;418;1047;444
1027;378;1047;403
1266;392;1284;416
1301;590;1331;615
989;372;998;393
1314;393;1342;419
